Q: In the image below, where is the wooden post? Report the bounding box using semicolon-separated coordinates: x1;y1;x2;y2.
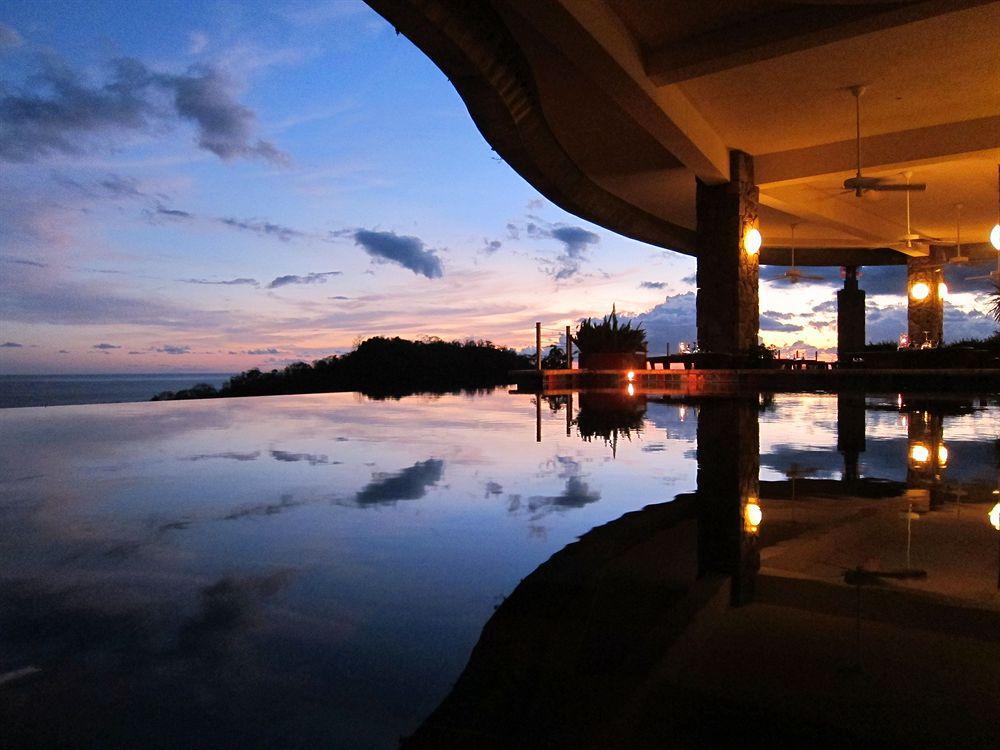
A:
565;325;572;370
536;321;542;371
535;395;542;442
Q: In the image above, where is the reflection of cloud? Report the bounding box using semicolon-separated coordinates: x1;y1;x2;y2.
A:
222;494;306;520
484;481;503;497
354;459;444;505
526;476;601;514
184;451;260;462
270;449;330;466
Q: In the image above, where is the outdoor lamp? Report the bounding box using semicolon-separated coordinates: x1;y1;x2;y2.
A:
744;499;762;533
743;226;762;256
626;370;635;382
991;224;1000;251
989;500;1000;531
909;443;930;463
909;282;930;301
937;444;949;466
938;282;948;299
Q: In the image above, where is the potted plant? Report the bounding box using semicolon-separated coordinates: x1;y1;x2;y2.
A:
575;306;647;370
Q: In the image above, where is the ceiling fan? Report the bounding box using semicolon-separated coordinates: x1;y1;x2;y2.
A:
843;86;927;197
769;224;826;284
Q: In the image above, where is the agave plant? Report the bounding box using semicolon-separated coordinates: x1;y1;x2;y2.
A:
574;305;647;354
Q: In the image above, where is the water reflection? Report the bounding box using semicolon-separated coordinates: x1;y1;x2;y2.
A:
1;391;998;748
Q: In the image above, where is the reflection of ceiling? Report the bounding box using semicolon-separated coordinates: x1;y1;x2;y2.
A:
370;0;1000;264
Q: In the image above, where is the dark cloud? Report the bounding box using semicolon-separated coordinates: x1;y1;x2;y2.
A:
92;342;120;350
0;23;23;48
1;341;23;348
270;449;330;466
182;277;259;287
762;310;796;320
640;281;667;290
267;271;341;289
328;295;350;300
247;347;280;355
526;475;601;514
221;496;307;521
0;56;286;163
505;222;520;240
98;173;147;199
527;222;600;280
354;459;444;505
634;291;697;353
153;344;191;355
155;204;192;218
760;315;803;333
812;300;838;313
352;229;444;278
484;481;503;497
482;239;502;254
220;218;306;242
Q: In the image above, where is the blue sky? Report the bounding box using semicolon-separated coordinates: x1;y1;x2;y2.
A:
1;0;994;373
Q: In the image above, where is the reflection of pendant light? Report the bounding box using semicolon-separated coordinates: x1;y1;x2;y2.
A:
991;164;1000;251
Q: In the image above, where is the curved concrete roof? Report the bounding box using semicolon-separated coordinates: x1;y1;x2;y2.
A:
367;0;1000;266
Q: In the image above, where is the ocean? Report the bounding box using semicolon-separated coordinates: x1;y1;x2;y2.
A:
0;373;233;408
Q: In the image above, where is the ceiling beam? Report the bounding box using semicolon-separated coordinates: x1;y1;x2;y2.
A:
503;0;730;182
644;0;997;86
760;246;905;267
755;116;1000;187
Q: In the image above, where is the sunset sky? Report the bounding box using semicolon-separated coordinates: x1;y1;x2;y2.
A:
1;0;995;374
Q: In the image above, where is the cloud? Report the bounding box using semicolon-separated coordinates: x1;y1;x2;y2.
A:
0;23;22;48
92;342;120;350
526;222;600;280
182;277;259;287
634;292;697;353
153;344;191;355
0;255;48;268
1;341;23;348
188;31;209;55
219;218;306;241
354;459;444;505
267;271;341;288
482;239;502;254
526;475;601;514
155;204;193;218
0;56;286;163
270;449;329;466
812;300;838;313
351;229;444;278
640;281;667;290
760;314;803;333
186;451;260;462
247;347;280;355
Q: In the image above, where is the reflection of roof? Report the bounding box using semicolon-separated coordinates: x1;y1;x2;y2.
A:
370;1;1000;265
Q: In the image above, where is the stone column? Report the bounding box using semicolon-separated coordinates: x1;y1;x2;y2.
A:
836;265;865;360
696;151;759;362
837;393;866;483
696;398;760;605
907;249;945;346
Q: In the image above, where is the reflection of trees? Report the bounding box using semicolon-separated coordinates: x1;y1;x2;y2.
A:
575;393;646;454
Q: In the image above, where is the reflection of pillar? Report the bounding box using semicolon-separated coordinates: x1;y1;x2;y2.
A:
907;410;946;507
566;392;573;437
837;393;866;482
696;151;759;360
837;265;865;360
535;395;541;443
907;250;945;346
696;398;760;605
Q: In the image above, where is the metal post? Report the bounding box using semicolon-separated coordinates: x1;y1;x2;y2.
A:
565;325;572;370
536;321;542;371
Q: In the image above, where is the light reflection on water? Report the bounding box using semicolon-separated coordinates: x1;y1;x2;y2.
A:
0;390;998;748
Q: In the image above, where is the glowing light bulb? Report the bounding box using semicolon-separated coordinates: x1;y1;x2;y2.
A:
744;501;762;532
626;370;635;382
909;444;930;463
626;383;635;397
991;224;1000;251
937;444;949;465
743;227;762;256
909;282;930;301
989;502;1000;531
938;282;948;299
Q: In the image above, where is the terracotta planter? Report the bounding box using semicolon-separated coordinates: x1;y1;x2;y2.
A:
578;352;646;371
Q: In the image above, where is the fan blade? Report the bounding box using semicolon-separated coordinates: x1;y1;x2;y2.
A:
869;182;926;191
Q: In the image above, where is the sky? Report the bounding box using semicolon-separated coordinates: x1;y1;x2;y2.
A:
0;0;996;374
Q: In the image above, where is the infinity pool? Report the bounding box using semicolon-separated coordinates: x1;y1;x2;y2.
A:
1;391;998;748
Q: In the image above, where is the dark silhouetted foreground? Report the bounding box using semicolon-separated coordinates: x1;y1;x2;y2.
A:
152;337;531;401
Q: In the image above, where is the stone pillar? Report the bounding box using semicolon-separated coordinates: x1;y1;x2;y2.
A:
836;265;865;360
907;250;945;346
696;398;760;605
696;151;759;361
